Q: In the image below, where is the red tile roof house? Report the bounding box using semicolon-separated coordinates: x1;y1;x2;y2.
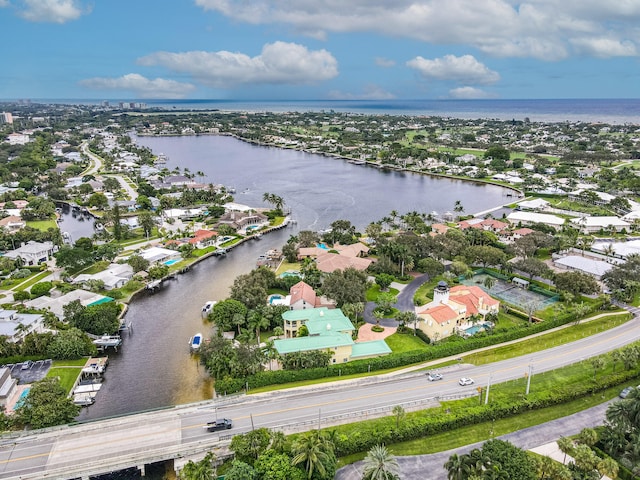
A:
273;280;336;311
415;281;500;341
499;227;535;244
188;229;218;249
0;215;26;232
458;218;509;233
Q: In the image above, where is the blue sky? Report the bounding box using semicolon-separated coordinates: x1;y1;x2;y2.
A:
1;0;639;100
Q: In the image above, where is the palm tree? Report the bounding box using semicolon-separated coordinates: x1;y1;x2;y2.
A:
483;276;496;291
557;437;574;465
391;405;405;430
597;457;619;479
361;444;400;480
444;453;466;480
178;451;216;480
291;430;331;480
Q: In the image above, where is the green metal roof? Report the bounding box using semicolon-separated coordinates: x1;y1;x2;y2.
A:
350;340;392;358
274;332;354;355
282;307;355;334
87;296;114;307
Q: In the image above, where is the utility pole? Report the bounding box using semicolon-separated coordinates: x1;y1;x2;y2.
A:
526;364;534;395
484;373;492;405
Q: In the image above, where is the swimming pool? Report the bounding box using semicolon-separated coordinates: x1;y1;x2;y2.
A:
164;258;180;266
14;388;30;410
317;243;329;249
269;294;282;304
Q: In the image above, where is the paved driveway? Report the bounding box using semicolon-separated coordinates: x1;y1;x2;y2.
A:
364;273;431;327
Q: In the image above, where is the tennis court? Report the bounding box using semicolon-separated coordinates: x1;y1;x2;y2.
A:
461;273;558;310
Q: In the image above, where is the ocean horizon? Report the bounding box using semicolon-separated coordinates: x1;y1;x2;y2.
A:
5;98;640;124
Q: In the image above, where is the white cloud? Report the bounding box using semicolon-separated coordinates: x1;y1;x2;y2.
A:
327;84;396;100
407;54;500;85
79;74;196;99
448;86;496;99
138;41;338;87
570;37;637;58
194;0;640;60
0;1;9;8
375;57;396;68
18;0;87;23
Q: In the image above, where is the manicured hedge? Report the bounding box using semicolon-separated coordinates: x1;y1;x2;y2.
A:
331;368;640;457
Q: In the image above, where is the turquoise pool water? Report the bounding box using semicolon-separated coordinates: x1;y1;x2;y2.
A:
269;295;282;304
164;258;180;266
279;270;300;278
14;388;30;410
317;243;329;249
464;323;491;335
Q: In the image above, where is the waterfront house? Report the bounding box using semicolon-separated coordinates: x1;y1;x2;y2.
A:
4;241;56;266
274;307;391;364
271;281;335;310
0;309;47;342
25;290;114;319
215;210;268;232
506;211;565;230
73;263;134;290
415;282;499;341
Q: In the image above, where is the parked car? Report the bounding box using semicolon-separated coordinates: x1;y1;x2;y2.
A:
619;386;637;399
459;377;474;386
21;360;33;371
205;418;233;432
426;373;443;381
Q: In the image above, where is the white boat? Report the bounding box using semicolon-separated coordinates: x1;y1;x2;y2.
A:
81;364;105;375
92;335;122;348
201;301;216;316
189;333;203;351
73;393;96;406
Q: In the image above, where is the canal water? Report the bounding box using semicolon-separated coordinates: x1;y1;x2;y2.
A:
77;135;509;421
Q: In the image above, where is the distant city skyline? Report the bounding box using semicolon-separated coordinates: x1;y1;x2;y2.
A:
1;0;640;100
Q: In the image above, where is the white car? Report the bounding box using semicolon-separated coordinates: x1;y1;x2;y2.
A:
459;377;474;386
427;373;443;381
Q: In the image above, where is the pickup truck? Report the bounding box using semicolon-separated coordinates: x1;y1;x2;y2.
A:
205;418;233;432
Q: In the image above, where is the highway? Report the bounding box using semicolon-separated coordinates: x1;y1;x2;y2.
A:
0;317;638;479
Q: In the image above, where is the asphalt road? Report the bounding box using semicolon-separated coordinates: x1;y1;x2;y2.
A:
0;317;638;479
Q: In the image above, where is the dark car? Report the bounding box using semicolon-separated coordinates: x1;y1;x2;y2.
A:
205;418;233;432
426;373;443;381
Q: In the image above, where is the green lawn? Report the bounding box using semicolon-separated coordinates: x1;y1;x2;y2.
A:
46;366;83;394
384;333;428;353
464;313;630;366
365;285;400;302
26;219;58;231
13;270;51;292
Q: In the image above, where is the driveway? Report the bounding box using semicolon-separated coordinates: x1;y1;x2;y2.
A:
364;273;431;327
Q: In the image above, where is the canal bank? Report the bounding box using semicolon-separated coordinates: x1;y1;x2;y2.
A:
75;134;510;420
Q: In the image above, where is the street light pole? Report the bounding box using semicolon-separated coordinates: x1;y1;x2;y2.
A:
526;364;534;395
484;373;492;405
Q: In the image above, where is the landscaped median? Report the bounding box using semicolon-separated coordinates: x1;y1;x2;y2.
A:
331;341;640;465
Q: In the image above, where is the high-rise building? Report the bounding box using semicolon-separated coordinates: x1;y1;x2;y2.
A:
0;112;13;124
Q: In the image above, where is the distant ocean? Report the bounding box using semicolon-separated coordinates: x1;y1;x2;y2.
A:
31;98;640;124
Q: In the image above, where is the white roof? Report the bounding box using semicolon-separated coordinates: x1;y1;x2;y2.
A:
554;255;613;277
224;202;254;212
570;216;630;228
517;198;549;210
507;211;565;226
140;246;176;262
592;239;640;258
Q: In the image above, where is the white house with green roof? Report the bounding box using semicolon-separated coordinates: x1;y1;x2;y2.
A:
274;307;391;364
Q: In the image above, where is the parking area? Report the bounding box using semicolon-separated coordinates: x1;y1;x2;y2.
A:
6;359;52;385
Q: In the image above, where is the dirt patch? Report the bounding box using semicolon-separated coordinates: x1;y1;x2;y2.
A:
357;323;397;342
